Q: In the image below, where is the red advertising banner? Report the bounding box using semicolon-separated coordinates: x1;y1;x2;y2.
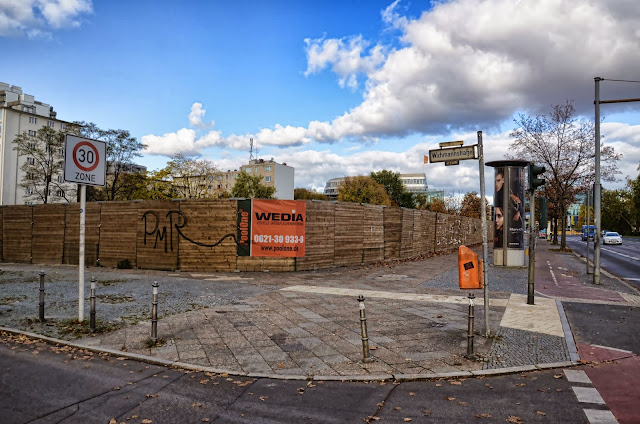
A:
241;199;306;257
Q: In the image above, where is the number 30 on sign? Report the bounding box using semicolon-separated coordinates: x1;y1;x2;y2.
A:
64;134;107;187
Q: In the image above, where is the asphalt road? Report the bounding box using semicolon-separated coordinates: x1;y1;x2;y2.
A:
0;332;606;424
565;234;640;289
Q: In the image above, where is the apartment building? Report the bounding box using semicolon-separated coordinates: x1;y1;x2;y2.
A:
0;82;74;205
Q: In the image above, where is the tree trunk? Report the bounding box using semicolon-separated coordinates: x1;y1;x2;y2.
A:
552;217;558;244
560;204;567;250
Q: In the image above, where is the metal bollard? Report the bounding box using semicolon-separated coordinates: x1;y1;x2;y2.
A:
357;295;374;363
90;276;96;332
466;292;475;358
39;271;45;322
151;281;159;344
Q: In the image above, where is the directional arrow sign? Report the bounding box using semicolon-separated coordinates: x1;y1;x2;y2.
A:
429;145;477;163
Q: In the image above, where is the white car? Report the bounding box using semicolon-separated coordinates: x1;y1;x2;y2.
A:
603;231;622;245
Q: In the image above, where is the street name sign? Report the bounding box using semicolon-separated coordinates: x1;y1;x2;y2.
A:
439;140;464;148
64;134;106;186
429;145;477;163
445;160;460;166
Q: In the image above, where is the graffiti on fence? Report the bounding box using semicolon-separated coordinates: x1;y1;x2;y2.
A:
141;210;236;253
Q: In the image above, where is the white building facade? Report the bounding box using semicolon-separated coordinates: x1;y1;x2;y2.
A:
0;82;74;205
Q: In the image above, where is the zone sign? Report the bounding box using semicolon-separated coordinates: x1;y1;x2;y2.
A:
64;135;106;186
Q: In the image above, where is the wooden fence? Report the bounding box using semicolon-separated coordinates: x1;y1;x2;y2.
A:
0;199;489;272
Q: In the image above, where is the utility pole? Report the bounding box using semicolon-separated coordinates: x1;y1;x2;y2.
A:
477;131;490;337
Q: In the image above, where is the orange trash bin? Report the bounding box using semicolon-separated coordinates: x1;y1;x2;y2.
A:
458;245;483;289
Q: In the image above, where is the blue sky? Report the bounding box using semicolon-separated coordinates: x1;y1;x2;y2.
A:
2;0;639;195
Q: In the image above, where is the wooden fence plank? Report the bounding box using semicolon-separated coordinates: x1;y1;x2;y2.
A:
3;206;32;263
32;204;66;264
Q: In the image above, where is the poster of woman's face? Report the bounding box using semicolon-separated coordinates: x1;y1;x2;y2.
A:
508;167;524;248
493;168;504;248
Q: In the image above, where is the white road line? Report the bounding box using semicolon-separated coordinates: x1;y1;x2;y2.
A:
547;261;559;286
601;247;640;261
572;387;606;405
564;370;592;384
583;409;619;424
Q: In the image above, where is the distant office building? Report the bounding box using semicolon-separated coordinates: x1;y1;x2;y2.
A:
324;173;444;203
0;82;75;205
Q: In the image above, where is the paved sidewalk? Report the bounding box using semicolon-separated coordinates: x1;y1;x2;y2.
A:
1;241;638;380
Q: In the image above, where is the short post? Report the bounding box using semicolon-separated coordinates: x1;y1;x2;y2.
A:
151;281;159;344
466;292;475;358
90;276;96;332
39;271;45;322
357;295;373;363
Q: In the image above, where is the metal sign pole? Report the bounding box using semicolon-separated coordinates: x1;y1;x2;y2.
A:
78;184;86;321
593;77;602;285
477;131;490;337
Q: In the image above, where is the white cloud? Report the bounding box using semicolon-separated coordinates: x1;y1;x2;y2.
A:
142;128;224;156
0;0;92;37
188;102;214;129
296;0;640;143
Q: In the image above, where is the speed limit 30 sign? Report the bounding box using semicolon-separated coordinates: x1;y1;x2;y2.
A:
64;135;107;186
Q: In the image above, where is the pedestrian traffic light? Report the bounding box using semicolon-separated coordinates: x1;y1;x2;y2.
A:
528;163;546;191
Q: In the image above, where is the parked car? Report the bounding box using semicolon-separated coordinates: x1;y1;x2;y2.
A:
603;231;622;245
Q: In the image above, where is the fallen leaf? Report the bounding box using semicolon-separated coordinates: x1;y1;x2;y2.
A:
458;401;467;406
485;384;494;389
109;419;117;424
192;403;203;408
422;409;431;416
370;346;377;350
435;383;442;387
394;406;402;411
475;413;492;418
409;392;415;396
403;419;412;422
202;419;210;422
449;380;462;385
200;379;209;385
141;420;152;424
297;388;305;395
220;372;228;377
506;416;523;424
446;396;456;401
553;374;563;379
259;396;268;401
536;411;547;416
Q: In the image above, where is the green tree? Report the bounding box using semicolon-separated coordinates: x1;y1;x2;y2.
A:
294;188;327;201
337;176;391;205
627;166;640;232
231;172;275;199
601;189;634;234
69;122;146;201
509;101;621;249
13;127;75;203
370;170;414;208
164;154;221;199
576;203;595;229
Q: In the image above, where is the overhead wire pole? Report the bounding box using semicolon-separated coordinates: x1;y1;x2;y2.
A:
593;77;640;285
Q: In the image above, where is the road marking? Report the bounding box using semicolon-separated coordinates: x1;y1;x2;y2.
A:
572;387;606;404
547;261;559;286
583;409;619;424
564;369;592;384
601;247;640;261
625;278;640;281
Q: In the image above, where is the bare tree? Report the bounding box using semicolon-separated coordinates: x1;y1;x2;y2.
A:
509;101;620;249
164;154;222;199
13;127;76;204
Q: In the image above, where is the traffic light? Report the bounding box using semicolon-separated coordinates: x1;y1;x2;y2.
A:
528;163;546;191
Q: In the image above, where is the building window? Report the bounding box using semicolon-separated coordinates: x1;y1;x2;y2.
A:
246;168;252;173
47;121;55;128
28;130;37;136
58;175;64;183
26;187;34;195
29;116;37;124
255;167;258;172
265;166;272;172
60;123;67;130
56;189;64;197
265;176;272;182
27;157;35;165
